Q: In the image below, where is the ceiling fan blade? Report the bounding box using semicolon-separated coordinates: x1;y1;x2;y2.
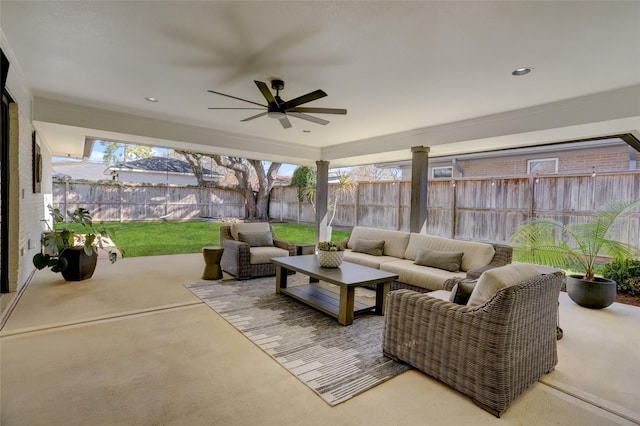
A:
279;116;292;129
280;89;327;110
208;107;266;110
288;112;329;126
207;90;267;108
241;112;268;122
254;80;278;107
288;107;347;115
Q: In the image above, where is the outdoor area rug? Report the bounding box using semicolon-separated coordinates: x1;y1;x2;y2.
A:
185;275;410;406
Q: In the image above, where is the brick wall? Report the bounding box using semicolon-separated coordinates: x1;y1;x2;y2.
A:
430;143;633;178
4;53;47;294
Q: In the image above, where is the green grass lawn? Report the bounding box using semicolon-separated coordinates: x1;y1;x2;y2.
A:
101;221;351;258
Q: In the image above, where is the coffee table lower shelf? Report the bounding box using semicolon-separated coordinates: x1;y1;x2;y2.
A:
280;284;375;320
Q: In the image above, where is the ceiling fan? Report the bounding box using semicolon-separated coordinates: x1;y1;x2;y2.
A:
208;79;347;129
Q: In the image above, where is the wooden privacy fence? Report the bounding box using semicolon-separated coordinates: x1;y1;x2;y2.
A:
53;172;640;247
269;172;640;246
52;181;245;221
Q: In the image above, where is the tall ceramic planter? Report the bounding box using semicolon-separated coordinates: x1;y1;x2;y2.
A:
60;248;98;281
566;274;616;309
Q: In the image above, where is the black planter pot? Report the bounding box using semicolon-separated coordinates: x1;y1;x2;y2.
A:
566;274;616;309
60;248;98;281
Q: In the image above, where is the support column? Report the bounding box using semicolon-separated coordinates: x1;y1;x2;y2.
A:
315;160;329;243
410;146;430;234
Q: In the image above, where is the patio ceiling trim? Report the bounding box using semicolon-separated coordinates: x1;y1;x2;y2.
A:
32;84;640;169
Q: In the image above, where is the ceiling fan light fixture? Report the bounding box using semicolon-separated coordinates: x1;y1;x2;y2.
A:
512;67;533;76
267;111;287;119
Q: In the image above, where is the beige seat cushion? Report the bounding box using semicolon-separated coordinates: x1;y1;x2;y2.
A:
429;290;452;301
230;222;271;240
343;250;399;269
404;233;495;272
466;263;541;307
249;246;289;264
347;226;410;258
380;259;466;291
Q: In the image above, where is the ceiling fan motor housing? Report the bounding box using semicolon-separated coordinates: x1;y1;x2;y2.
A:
271;79;285;91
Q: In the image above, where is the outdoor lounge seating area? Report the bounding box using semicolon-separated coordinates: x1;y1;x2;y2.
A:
1;253;638;425
341;226;513;292
2;2;640;425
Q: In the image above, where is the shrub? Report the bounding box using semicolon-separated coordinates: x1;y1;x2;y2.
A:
602;259;640;295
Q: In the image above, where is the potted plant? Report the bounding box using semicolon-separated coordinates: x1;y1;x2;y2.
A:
317;241;345;268
33;206;118;281
510;199;640;309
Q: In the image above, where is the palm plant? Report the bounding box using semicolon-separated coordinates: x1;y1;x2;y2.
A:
328;173;358;227
510;199;640;281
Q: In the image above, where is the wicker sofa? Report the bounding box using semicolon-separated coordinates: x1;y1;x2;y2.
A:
383;266;564;417
220;223;296;280
339;226;512;292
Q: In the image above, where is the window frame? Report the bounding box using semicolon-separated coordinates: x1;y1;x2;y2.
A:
527;158;558;175
431;166;453;179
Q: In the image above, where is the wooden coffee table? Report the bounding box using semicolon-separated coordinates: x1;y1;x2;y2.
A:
271;255;399;326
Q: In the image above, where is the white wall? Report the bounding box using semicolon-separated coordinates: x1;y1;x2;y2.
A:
2;35;49;294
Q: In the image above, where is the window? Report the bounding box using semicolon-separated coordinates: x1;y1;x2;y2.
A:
527;158;558;175
432;166;453;179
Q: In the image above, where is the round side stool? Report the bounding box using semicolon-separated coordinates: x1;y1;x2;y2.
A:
202;246;224;280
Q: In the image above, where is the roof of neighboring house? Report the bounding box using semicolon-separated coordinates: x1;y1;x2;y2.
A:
105;157;220;176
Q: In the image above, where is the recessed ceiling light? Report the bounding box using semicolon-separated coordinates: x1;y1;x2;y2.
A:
512;67;533;76
144;97;159;102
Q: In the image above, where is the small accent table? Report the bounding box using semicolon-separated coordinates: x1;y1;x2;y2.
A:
295;243;316;256
202;246;224;280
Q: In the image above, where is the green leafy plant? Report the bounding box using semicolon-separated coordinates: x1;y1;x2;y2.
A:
317;241;344;252
33;206;118;273
290;166;317;204
510;199;640;280
602;259;640;295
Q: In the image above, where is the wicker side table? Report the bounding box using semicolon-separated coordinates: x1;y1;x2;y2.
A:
202;246;224;280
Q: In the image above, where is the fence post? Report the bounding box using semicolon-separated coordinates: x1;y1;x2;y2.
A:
529;176;535;219
450;180;457;238
119;185;124;222
396;181;402;230
64;181;69;213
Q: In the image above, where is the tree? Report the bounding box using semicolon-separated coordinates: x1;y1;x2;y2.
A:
101;141;153;165
176;150;281;220
349;164;399;182
290;166;317;220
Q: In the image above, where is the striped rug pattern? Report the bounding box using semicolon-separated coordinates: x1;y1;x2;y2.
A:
186;276;410;406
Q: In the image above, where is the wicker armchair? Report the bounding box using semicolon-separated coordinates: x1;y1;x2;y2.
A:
219;223;296;280
383;271;563;417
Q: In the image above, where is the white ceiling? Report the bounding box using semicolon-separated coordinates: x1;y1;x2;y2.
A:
2;1;640;167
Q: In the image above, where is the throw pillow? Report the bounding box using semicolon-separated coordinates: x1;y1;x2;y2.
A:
352;238;385;256
414;248;464;272
238;231;274;247
466;263;541;307
448;280;477;305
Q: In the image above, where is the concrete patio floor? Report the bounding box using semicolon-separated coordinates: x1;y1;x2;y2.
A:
1;253;638;425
